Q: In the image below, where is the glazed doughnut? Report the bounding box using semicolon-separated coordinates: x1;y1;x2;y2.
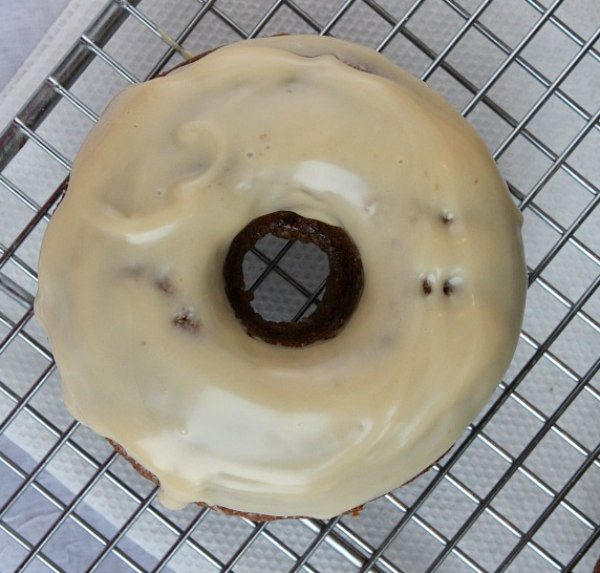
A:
36;35;526;519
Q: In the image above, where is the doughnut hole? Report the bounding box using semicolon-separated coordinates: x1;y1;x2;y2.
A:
243;237;329;322
223;211;364;347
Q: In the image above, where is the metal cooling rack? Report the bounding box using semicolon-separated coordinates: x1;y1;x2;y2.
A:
0;0;599;572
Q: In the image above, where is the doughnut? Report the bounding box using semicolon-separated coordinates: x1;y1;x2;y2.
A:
35;35;526;519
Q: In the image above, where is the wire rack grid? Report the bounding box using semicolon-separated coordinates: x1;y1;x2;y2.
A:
0;0;599;572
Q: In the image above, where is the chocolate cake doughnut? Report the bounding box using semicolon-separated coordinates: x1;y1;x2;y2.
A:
35;35;526;519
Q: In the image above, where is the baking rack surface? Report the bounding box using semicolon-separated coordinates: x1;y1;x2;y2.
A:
0;0;599;572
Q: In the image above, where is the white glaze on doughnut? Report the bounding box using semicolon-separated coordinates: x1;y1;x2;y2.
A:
35;36;526;518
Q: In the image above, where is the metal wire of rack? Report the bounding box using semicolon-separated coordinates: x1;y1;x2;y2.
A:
0;0;599;572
